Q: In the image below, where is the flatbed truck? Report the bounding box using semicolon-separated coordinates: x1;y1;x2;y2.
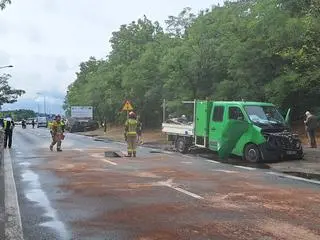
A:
162;100;303;162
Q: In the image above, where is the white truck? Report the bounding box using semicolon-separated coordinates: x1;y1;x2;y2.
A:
37;117;48;128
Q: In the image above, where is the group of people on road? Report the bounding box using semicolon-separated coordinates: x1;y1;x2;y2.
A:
0;110;315;154
21;119;35;129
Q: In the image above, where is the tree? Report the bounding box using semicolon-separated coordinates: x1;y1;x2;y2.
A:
0;74;25;108
0;0;11;10
1;109;36;121
65;0;320;127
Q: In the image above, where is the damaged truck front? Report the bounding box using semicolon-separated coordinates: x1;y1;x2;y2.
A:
162;100;303;162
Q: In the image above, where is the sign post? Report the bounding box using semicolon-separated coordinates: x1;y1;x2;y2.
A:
122;100;133;119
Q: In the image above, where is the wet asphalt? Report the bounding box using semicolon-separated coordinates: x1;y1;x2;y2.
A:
6;126;320;240
9;126;154;240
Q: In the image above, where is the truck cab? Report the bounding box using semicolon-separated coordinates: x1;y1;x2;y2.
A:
205;101;303;162
162;100;303;162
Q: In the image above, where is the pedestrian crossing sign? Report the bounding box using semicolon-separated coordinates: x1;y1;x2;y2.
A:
122;100;133;111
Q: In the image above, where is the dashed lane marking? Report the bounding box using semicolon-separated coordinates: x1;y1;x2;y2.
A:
90;153;118;166
101;159;118;166
233;165;257;171
74;148;84;152
212;169;237;173
181;161;193;164
4;150;24;240
156;179;203;200
206;160;220;164
183;155;194;159
266;171;320;185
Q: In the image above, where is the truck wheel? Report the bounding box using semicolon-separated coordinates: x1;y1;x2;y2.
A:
244;144;261;163
175;138;189;154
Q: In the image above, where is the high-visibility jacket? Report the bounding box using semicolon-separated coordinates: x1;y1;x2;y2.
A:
125;119;138;136
3;120;14;131
51;120;64;134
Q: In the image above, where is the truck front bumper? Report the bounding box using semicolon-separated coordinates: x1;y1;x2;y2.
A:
258;142;303;162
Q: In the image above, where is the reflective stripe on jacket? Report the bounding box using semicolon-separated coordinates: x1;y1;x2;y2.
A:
125;119;138;136
4;120;14;130
51;120;64;133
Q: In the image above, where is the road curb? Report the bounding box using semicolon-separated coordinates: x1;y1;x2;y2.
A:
4;150;24;240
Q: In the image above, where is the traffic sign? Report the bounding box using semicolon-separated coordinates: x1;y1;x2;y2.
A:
122;100;133;111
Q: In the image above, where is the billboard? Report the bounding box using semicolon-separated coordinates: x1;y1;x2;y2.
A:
71;106;93;119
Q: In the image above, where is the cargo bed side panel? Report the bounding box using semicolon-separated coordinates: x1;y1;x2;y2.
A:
195;101;212;137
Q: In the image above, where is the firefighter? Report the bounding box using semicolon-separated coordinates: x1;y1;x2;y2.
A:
50;115;65;152
124;111;139;157
3;115;15;149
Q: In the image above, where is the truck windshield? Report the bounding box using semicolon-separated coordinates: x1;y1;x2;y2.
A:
245;105;285;125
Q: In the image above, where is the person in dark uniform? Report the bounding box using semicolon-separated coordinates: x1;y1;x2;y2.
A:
3;116;15;149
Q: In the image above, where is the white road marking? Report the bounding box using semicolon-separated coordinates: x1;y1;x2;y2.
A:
74;148;84;152
156;179;203;200
162;150;174;155
206;160;220;164
90;153;118;166
233;165;257;171
4;150;24;240
212;169;237;173
169;186;203;199
266;172;320;185
181;161;193;164
102;159;118;166
183;155;194;159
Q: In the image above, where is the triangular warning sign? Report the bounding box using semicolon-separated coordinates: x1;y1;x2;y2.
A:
122;100;133;111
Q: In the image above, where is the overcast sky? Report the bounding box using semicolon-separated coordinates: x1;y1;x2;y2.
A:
0;0;223;113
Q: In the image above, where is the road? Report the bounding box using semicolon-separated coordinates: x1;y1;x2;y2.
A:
3;127;320;240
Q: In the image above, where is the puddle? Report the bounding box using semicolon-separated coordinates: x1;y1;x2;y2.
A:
18;156;43;160
19;162;31;167
22;170;69;239
149;150;163;154
283;171;320;181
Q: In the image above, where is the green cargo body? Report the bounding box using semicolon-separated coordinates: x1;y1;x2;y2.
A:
162;100;304;162
195;101;212;137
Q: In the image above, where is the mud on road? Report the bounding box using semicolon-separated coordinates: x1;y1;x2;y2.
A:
34;148;320;240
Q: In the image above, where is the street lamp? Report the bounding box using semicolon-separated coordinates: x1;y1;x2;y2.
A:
36;92;46;116
0;65;14;69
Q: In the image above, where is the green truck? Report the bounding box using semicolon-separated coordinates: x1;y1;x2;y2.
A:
162;100;303;162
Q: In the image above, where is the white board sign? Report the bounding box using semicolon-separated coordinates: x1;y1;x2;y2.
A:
71;106;93;119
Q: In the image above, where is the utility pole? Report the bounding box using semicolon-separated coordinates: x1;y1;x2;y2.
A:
37;92;46;116
44;95;47;116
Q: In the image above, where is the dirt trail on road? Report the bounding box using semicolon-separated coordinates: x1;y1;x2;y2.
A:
35;148;320;240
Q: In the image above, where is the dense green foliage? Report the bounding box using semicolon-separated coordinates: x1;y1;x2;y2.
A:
1;109;36;121
64;0;320;127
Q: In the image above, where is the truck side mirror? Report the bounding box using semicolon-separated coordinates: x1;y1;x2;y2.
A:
285;108;291;125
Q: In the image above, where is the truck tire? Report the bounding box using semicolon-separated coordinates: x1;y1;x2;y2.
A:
244;144;261;163
175;137;189;154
